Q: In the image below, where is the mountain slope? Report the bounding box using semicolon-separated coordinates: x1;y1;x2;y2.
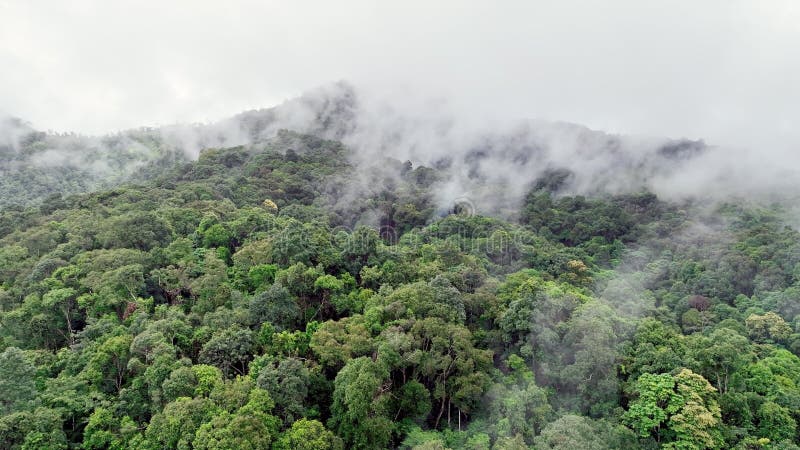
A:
1;83;714;213
1;120;799;448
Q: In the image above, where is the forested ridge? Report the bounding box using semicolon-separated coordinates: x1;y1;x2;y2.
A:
1;127;799;450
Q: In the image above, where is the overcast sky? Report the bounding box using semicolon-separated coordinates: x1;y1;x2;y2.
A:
1;0;798;152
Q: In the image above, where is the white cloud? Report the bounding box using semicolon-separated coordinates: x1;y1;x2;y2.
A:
0;0;798;158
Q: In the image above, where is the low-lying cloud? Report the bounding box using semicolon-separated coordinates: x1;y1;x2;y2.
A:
4;81;800;217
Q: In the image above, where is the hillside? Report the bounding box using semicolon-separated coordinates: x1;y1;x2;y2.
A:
2;83;715;213
1;109;799;449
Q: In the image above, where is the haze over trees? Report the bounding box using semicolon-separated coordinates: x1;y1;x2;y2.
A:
1;91;800;449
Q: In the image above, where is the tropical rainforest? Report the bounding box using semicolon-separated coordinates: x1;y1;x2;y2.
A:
1;91;800;450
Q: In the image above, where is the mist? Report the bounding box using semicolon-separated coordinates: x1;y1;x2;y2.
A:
2;1;799;144
4;80;800;220
3;1;800;215
199;83;800;215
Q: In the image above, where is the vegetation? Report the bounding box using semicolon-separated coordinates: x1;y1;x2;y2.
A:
1;129;799;449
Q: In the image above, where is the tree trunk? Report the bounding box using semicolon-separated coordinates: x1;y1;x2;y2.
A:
448;398;451;427
434;396;447;429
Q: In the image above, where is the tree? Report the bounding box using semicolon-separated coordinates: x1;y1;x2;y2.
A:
249;284;300;330
97;211;172;251
275;263;321;297
623;372;678;441
193;389;280;450
559;302;627;415
689;328;751;394
85;334;133;393
161;366;198;402
39;374;103;443
142;397;218;450
0;347;36;414
666;369;724;450
756;401;796;443
623;368;723;449
247;263;278;291
497;276;586;385
625;318;687;381
83;407;136;450
310;316;373;370
41;287;78;345
270;220;335;268
491;434;528;450
688;295;711;312
0;407;68;450
329;357;393;450
0;245;29;284
190;252;231;315
382;277;466;324
746;312;792;343
83;263;145;319
199;328;255;377
535;415;636;450
274;418;344;450
200;223;232;249
395;380;432;423
340;226;380;275
383;317;494;429
256;357;310;424
485;379;551;444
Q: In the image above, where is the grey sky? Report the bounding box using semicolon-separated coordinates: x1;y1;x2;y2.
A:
1;0;798;154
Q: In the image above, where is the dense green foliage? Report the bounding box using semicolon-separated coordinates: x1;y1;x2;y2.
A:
1;130;799;449
0;117;189;210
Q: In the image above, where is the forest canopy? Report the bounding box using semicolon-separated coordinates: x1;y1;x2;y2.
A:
1;128;799;450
